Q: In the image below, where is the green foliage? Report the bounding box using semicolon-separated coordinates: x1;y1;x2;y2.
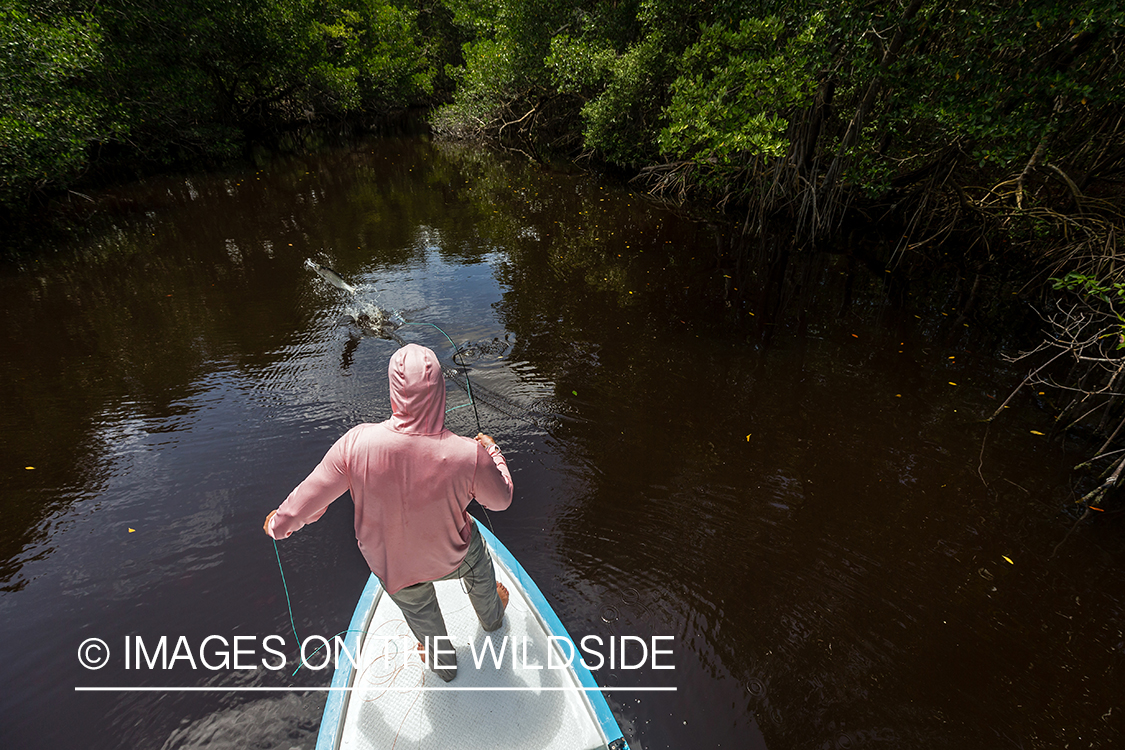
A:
545;34;616;94
659;15;821;163
434;0;643;142
850;1;1125;186
1052;272;1125;307
1052;271;1125;347
2;0;440;212
328;1;435;108
578;32;672;164
432;0;577;137
431;36;517;136
0;6;115;203
92;0;434;133
7;0;1125;237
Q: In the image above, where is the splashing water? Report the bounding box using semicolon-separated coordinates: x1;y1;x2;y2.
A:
348;301;408;346
305;258;568;429
306;257;408;339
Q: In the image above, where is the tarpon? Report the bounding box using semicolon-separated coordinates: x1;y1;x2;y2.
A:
305;259;357;294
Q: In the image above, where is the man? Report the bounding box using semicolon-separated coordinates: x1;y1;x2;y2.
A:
263;343;513;681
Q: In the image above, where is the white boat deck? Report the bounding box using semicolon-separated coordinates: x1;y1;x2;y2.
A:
335;551;609;750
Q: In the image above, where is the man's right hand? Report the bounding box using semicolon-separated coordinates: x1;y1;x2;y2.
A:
475;433;498;451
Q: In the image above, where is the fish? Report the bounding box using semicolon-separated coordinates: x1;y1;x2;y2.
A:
305;259;357;294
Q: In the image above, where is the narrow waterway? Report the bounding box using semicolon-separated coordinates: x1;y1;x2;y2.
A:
1;135;1122;750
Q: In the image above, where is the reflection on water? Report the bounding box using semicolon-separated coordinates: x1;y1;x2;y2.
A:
1;135;1123;750
158;694;323;749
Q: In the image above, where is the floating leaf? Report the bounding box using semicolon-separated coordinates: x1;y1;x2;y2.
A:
1030;430;1045;436
128;528;136;533
25;466;35;470
1002;556;1013;564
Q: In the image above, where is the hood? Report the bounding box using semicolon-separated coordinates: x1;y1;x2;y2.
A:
388;344;446;434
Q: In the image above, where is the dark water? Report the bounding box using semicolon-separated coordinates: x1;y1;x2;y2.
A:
2;136;1123;750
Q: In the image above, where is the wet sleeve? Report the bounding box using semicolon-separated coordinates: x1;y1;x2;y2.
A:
473;442;513;511
268;433;351;539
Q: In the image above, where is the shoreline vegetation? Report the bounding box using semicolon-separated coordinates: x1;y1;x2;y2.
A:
4;1;1125;504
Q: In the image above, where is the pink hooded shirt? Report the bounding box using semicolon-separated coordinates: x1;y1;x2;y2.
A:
267;344;513;593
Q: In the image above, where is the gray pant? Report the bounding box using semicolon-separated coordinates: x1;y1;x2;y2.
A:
385;521;504;681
